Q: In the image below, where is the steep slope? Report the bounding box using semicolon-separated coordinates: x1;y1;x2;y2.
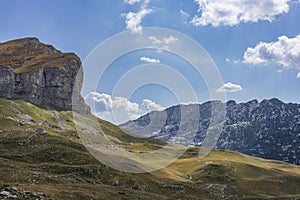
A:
120;99;300;165
0;37;89;113
1;98;300;199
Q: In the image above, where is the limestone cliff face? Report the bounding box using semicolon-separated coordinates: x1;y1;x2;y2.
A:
0;37;89;113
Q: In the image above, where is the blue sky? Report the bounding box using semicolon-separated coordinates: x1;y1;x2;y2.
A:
1;0;300;123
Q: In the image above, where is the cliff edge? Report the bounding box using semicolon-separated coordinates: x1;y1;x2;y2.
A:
0;37;89;113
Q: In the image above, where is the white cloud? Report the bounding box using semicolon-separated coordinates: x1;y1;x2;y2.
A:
85;92;165;123
180;9;190;17
297;72;300;78
276;69;284;73
141;99;164;111
113;97;140;113
124;0;142;5
216;82;242;93
148;35;178;49
85;92;113;110
123;8;152;33
140;56;160;63
123;0;152;33
226;58;240;64
243;35;300;70
191;0;290;27
233;60;239;64
165;35;178;45
85;92;139;113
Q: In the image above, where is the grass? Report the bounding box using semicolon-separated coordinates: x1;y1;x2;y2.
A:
0;37;79;74
1;98;300;199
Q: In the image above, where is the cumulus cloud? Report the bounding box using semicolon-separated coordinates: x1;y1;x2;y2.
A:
140;56;160;63
123;0;152;33
85;92;139;113
148;35;178;49
141;99;164;111
191;0;290;27
243;35;300;70
85;92;165;124
85;92;113;110
124;0;142;5
297;72;300;78
216;82;242;93
123;8;152;33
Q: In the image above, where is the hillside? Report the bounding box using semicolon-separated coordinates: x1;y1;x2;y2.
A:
120;99;300;165
1;98;300;199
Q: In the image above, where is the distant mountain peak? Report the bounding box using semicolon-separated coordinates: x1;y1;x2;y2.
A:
226;100;237;106
120;98;300;165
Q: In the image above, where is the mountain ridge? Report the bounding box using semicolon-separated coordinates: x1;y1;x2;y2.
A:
120;98;300;165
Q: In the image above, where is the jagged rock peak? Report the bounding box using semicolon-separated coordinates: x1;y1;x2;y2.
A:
226;100;237;106
0;37;89;113
246;99;258;105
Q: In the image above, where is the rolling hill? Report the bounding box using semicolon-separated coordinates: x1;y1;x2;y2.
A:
0;98;300;199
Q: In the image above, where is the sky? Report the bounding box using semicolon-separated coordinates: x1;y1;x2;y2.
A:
1;0;300;124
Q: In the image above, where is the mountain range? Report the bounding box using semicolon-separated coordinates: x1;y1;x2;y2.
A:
120;99;300;165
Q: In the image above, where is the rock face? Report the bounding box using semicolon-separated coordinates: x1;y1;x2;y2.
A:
120;98;300;165
0;37;89;113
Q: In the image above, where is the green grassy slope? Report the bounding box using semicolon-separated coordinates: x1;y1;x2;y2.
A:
0;98;300;199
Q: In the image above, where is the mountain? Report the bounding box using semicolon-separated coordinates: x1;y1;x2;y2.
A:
0;37;89;114
1;97;300;199
120;99;300;165
1;37;300;199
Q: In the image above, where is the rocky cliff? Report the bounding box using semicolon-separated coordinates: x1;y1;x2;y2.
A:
0;37;89;113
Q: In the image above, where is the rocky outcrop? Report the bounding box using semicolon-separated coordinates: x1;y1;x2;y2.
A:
0;37;89;113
